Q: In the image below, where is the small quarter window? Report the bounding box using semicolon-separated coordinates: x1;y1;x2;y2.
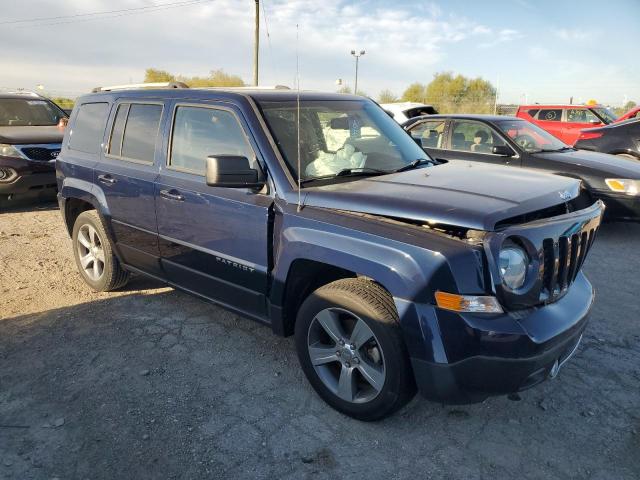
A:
169;106;254;175
69;103;109;154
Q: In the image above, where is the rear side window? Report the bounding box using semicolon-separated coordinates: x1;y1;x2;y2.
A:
108;103;163;163
537;109;562;122
169;106;254;175
69;103;109;154
525;108;539;117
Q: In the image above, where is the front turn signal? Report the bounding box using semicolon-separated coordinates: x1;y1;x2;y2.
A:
435;291;503;314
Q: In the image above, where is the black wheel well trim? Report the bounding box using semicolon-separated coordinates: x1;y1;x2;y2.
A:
274;259;369;337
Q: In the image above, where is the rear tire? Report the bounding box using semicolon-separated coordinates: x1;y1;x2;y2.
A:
295;278;416;421
72;210;129;292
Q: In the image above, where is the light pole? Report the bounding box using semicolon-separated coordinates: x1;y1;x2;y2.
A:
253;0;259;86
350;50;365;95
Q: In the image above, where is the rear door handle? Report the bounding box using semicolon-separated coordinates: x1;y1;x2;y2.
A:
97;174;116;185
159;189;185;202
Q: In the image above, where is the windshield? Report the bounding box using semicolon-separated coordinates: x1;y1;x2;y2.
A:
496;119;569;153
592;107;617;124
259;99;431;185
0;98;66;126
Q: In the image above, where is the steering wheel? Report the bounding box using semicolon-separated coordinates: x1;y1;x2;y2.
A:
514;134;537;151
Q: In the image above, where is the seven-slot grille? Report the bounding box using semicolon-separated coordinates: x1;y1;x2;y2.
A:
541;226;598;302
20;147;60;161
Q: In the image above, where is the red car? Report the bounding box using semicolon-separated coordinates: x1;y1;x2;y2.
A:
516;104;618;145
616;105;640;123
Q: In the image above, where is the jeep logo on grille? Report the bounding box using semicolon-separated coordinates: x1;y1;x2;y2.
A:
51;151;60;158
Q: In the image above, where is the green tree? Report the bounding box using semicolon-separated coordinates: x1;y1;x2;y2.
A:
401;82;427;103
143;68;244;87
144;68;175;83
337;85;352;94
378;89;397;103
50;97;75;109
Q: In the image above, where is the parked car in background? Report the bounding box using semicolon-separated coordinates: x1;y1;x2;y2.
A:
615;105;640;123
516;104;618;145
574;118;640;162
58;85;603;420
0;91;68;205
380;102;438;123
404;114;640;221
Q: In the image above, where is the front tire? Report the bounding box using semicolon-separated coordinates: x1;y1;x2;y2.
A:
72;210;129;291
295;278;416;421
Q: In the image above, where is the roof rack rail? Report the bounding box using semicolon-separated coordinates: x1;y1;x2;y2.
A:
91;82;189;93
199;85;291;91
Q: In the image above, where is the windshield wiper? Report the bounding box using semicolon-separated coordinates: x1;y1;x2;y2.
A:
393;158;436;173
538;146;576;153
300;167;389;185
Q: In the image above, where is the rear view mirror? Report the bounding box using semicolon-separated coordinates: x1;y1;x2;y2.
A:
205;155;264;189
329;117;349;130
492;145;515;157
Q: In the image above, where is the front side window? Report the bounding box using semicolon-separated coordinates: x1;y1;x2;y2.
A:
169;106;254;175
0;98;66;127
496;119;568;153
537;109;562;122
566;108;599;124
409;120;446;149
450;120;506;153
69;103;109;154
259;99;430;183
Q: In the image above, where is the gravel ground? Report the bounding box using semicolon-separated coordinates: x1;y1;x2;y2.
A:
0;201;639;480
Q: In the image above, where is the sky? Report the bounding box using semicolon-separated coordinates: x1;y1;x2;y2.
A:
1;0;638;106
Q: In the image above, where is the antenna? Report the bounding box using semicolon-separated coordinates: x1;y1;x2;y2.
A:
296;23;302;212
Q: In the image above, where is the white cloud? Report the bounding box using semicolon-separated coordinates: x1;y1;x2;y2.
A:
0;0;496;96
556;28;590;41
478;28;521;48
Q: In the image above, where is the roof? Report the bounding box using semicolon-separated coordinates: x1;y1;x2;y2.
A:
518;104;604;109
380;102;434;109
76;87;364;104
421;114;520;122
0;91;44;100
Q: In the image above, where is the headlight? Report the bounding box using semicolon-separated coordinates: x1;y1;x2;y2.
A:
499;245;528;290
0;144;27;159
605;179;639;196
0;167;17;182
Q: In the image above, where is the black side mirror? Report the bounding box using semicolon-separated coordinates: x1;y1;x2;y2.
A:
492;145;515;157
205;155;264;189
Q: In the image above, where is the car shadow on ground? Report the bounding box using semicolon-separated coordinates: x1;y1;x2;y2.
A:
0;194;58;214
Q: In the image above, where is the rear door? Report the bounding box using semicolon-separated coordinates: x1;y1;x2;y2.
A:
532;108;565;142
406;119;448;159
155;101;272;319
94;100;164;276
418;119;520;167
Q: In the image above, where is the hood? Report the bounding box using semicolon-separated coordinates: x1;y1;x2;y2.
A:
303;161;581;231
0;126;65;144
534;149;640;179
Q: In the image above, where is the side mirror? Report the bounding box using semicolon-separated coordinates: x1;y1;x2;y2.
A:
492;145;515;157
589;119;601;125
205;155;264;189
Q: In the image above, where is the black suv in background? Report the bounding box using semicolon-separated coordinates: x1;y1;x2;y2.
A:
0;91;68;206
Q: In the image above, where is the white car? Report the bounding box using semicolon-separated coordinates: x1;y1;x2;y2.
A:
380;102;438;123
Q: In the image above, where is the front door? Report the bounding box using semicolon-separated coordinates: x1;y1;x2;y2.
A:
155;102;272;319
95;100;164;276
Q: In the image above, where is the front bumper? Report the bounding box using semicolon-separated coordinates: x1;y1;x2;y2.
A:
399;273;594;404
0;155;56;195
592;189;640;222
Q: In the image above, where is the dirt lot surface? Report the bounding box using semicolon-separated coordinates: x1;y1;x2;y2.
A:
0;202;639;480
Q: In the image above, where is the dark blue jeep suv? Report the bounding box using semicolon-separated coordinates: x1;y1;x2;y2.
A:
57;85;604;420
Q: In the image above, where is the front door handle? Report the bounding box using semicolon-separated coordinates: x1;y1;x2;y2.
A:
159;189;185;202
97;174;116;185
